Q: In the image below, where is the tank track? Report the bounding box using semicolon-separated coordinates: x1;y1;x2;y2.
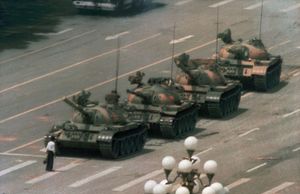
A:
159;107;198;138
98;126;147;159
206;86;242;118
253;63;281;91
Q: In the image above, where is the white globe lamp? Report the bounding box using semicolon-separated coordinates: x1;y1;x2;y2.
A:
144;180;157;194
175;186;190;194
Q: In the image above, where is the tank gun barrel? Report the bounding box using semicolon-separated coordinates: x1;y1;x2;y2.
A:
63;97;89;117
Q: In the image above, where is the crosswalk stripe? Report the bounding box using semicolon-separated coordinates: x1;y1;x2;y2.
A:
26;162;80;184
0;160;36;177
280;3;300;12
244;0;271;10
209;0;235;8
261;182;295;194
113;169;164;192
226;178;251;189
69;166;122;188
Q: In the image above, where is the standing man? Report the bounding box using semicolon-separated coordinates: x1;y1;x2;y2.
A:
45;136;56;171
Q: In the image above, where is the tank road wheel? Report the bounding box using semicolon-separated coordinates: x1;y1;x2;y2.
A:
111;140;120;159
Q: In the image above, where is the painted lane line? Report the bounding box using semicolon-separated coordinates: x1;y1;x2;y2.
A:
170;35;194;44
69;166;122;188
4;137;44;153
35;28;74;36
261;182;295;194
113;169;164;191
226;178;251;190
297;46;300;49
105;31;130;40
0;160;36;177
293;71;300;77
246;163;267;173
238;128;260;138
280;3;300;12
0;33;160;95
241;92;253;99
195;147;213;156
268;40;291;50
175;0;193;6
0;30;96;65
26;162;80;184
282;109;300;118
244;0;270;10
209;0;235;8
0;39;215;124
0;152;45;158
292;147;300;152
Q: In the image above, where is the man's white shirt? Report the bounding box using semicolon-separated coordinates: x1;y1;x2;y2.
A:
46;141;55;153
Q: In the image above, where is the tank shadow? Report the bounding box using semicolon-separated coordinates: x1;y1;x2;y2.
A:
147;127;206;140
76;2;166;17
199;108;248;121
264;81;288;94
56;147;154;161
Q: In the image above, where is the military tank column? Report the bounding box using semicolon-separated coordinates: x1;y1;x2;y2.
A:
216;28;282;91
125;71;198;138
45;90;147;159
174;53;242;118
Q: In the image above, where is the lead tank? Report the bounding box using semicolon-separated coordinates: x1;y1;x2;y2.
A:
125;71;198;138
44;90;147;159
174;53;242;118
217;28;282;91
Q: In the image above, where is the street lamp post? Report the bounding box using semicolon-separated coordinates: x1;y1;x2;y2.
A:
144;136;229;194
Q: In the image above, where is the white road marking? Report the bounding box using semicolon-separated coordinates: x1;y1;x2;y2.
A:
112;169;164;191
268;40;291;50
293;71;300;77
195;147;213;156
297;46;300;49
226;178;251;189
0;39;215;124
241;92;253;99
0;33;160;96
280;3;300;12
35;28;73;36
26;162;80;184
4;137;44;153
244;0;271;10
261;182;295;194
209;0;235;8
0;160;36;177
238;128;260;137
0;30;96;65
292;147;300;152
169;35;194;44
69;166;122;188
282;109;300;118
105;31;130;40
175;0;193;6
0;152;45;158
246;162;267;173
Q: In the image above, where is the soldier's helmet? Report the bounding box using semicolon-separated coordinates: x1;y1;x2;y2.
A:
174;53;190;66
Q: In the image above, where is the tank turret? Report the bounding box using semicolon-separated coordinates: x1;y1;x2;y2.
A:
125;71;198;138
45;91;147;159
217;28;282;91
174;53;242;118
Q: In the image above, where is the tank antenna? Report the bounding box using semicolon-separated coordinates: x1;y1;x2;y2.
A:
215;6;220;63
171;23;176;79
259;0;264;39
114;36;120;93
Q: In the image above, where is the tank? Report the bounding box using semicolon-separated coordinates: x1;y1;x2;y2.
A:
174;53;242;118
217;28;282;91
125;71;198;138
44;90;147;159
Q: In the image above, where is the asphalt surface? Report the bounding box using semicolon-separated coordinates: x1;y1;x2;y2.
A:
0;0;299;194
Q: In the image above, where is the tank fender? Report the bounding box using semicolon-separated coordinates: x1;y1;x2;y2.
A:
252;65;268;76
148;113;161;123
205;91;221;102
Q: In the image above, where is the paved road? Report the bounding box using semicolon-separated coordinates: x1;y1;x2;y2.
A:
0;0;299;193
